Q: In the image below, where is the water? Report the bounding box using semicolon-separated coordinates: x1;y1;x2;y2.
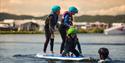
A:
0;34;125;63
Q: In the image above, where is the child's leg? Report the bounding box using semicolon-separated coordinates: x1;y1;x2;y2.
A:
50;30;54;53
50;38;54;53
43;31;51;53
59;25;69;54
71;49;80;57
62;50;69;56
59;29;67;54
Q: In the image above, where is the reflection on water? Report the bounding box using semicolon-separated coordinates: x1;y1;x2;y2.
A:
0;34;125;43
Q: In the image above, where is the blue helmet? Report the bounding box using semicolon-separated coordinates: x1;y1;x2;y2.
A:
51;5;61;12
69;6;78;13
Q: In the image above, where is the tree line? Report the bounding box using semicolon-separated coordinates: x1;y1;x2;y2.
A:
0;12;125;23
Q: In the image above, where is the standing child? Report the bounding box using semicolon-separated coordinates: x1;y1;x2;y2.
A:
59;6;78;54
43;5;61;54
62;27;83;57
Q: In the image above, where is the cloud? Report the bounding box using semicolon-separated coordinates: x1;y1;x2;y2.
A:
82;5;125;15
0;0;125;16
0;5;15;13
9;0;22;4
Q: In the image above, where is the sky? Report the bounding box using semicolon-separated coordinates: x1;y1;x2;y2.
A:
0;0;125;16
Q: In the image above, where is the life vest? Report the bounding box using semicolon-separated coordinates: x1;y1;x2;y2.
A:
61;11;73;26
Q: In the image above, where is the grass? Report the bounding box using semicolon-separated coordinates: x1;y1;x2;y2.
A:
78;28;104;33
0;31;43;34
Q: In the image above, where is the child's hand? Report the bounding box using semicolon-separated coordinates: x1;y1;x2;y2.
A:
98;60;105;63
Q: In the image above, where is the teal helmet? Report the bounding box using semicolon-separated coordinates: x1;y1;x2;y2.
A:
67;27;77;35
51;5;61;12
69;6;78;13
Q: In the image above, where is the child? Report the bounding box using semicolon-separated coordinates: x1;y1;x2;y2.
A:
98;47;113;63
59;6;78;54
43;5;61;54
62;27;83;57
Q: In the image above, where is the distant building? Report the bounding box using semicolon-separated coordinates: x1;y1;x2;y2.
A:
0;22;17;31
14;19;44;31
73;21;108;30
3;19;14;27
104;23;125;35
1;19;110;32
19;22;39;31
89;21;108;29
112;23;125;27
2;19;45;31
73;22;90;29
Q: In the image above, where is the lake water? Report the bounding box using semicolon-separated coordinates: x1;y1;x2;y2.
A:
0;34;125;63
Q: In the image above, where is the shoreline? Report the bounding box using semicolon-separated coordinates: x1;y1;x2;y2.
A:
0;31;104;34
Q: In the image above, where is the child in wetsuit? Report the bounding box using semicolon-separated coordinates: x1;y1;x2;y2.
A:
59;6;79;54
62;27;83;57
98;47;113;63
43;5;61;54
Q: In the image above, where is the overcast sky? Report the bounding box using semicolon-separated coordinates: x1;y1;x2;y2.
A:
0;0;125;16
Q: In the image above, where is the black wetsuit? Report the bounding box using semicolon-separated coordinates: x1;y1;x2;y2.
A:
59;11;73;54
62;35;82;57
43;13;58;53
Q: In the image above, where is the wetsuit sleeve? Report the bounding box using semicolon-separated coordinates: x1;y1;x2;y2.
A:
77;39;82;53
48;16;51;27
48;15;52;27
49;15;53;28
64;15;70;27
48;15;54;31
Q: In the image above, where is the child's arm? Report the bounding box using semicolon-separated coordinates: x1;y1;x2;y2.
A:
48;15;54;33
